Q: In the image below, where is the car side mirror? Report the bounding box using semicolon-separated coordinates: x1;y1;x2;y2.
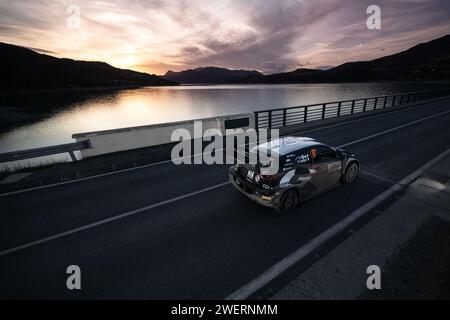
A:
295;166;310;175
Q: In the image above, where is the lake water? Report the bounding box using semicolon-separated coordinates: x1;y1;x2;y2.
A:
0;82;449;170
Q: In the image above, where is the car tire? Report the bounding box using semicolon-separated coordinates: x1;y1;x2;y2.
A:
342;162;359;184
276;189;300;215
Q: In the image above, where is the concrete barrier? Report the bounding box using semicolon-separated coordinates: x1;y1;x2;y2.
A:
73;113;254;159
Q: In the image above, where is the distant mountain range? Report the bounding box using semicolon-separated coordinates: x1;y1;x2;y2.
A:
164;35;450;84
2;34;449;91
0;42;178;91
164;67;262;84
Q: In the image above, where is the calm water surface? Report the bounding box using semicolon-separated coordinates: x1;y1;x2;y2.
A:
0;82;448;169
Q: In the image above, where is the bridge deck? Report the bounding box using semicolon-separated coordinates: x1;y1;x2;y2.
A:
0;98;449;299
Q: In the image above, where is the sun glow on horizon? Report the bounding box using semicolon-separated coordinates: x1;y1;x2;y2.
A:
1;0;449;75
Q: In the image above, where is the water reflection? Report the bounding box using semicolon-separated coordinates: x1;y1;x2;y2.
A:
1;82;449;156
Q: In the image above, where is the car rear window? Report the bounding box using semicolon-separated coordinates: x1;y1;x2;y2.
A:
281;148;311;171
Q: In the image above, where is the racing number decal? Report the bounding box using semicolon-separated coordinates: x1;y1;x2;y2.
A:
310;148;317;159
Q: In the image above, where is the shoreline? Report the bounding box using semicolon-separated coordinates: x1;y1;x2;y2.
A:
0;84;180;96
1;80;449;94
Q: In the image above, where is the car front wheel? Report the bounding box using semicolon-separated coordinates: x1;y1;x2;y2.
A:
276;189;300;215
342;162;359;183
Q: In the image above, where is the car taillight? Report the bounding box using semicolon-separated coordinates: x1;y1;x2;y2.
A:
260;174;278;183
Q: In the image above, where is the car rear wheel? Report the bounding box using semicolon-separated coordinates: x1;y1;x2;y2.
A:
276;189;300;215
342;162;359;183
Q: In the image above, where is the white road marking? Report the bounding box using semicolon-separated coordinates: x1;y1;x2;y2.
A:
1;100;448;197
292;98;449;135
0;158;173;197
0;182;230;256
361;170;398;185
1;107;449;255
226;148;450;300
337;109;450;148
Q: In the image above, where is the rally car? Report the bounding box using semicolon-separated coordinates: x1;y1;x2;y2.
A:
229;136;360;214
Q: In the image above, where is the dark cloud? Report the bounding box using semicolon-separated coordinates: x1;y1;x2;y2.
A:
0;0;449;74
188;0;342;73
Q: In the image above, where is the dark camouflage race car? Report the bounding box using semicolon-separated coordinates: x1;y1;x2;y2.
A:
229;136;360;214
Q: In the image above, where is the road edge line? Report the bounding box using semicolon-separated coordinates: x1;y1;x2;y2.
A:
2;98;449;197
225;148;450;300
0;181;230;257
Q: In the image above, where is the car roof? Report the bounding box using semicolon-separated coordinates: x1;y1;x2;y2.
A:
252;136;325;156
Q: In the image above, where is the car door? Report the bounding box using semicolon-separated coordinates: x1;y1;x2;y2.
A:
292;148;317;197
310;145;342;190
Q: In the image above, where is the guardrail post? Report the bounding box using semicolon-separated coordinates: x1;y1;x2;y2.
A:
351;100;355;114
392;96;396;107
322;104;326;119
383;96;387;108
304;106;308;123
69;151;77;162
363;99;367;112
254;112;259;131
374;97;378;110
337;102;342;116
268;112;272;130
283;109;287;127
399;95;403;105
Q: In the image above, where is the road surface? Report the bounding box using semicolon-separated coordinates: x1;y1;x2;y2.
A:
0;99;449;299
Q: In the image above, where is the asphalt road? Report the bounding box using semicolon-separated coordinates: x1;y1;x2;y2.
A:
1;99;449;299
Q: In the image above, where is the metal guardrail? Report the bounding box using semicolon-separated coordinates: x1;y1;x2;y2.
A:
0;140;91;163
254;88;450;130
1;88;449;165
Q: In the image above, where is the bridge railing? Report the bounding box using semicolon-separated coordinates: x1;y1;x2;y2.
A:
2;88;449;166
254;88;450;130
0;140;91;164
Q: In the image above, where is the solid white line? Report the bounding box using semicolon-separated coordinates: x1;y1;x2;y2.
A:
337;109;450;148
292;98;449;135
1;106;449;251
361;170;398;185
0;181;230;257
0;149;215;198
226;148;450;300
1;99;448;197
2;109;449;255
0;170;399;257
0;158;173;197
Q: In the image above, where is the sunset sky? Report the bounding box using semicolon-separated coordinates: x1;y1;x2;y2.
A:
0;0;449;75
